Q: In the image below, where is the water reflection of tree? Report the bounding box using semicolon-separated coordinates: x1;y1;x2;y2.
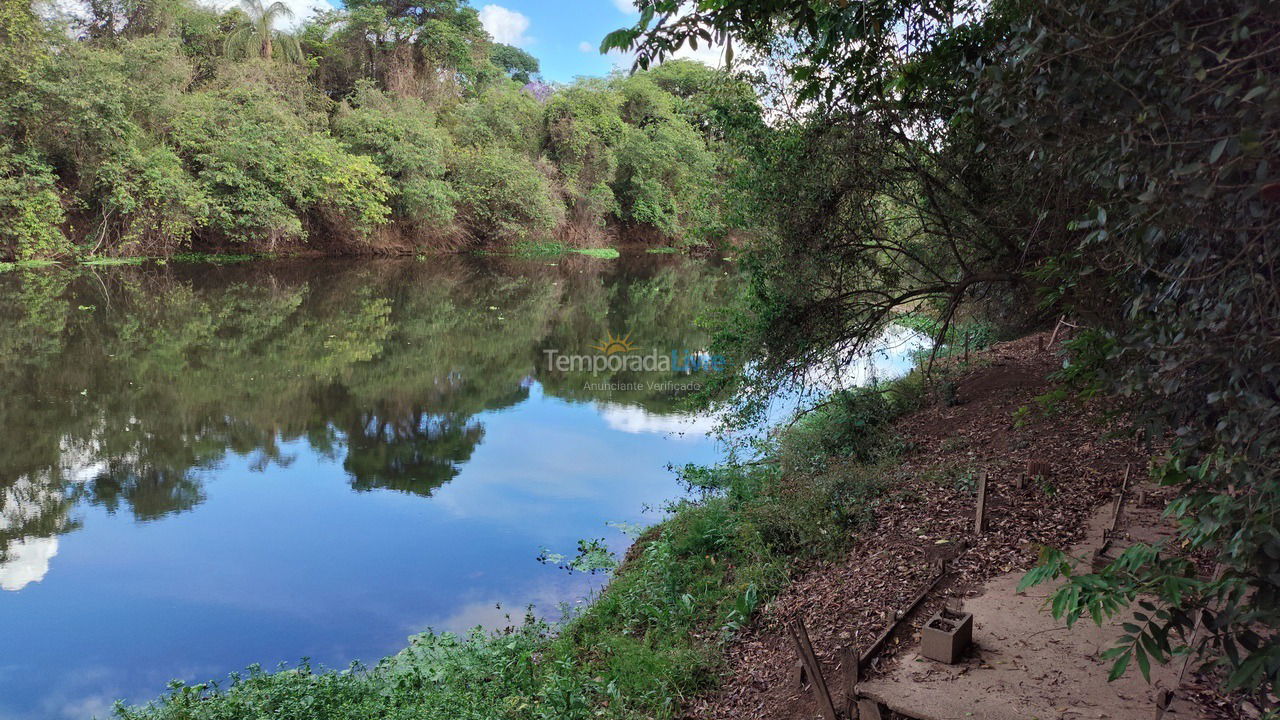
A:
0;254;733;585
0;474;81;564
86;466;207;522
343;411;485;497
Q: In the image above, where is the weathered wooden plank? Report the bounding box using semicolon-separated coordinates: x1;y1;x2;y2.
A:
789;620;837;720
974;471;988;534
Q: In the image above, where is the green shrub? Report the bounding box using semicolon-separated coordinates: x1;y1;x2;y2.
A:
1051;328;1115;398
94;144;210;254
171;87;391;242
0;145;69;260
615;120;717;240
779;387;896;473
333;82;457;228
544;82;625;224
449;147;563;241
449;82;544;154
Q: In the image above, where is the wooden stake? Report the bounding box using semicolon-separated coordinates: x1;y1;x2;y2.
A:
1046;315;1066;350
1109;463;1132;535
974;472;988;534
839;645;860;715
789;620;837;720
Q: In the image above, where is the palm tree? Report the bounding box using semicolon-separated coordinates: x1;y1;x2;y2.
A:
224;0;303;63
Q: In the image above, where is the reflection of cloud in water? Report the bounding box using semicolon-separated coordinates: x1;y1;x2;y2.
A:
0;441;107;592
807;324;929;391
595;403;717;438
0;537;58;591
412;573;602;635
52;692;115;720
31;663;131;720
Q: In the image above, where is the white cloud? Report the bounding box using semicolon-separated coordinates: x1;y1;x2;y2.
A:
578;40;595;53
479;4;532;47
611;0;638;14
671;41;726;67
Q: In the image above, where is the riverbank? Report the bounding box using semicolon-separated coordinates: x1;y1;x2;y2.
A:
115;329;1235;720
0;242;714;273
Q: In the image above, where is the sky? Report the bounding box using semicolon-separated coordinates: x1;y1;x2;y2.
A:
477;0;646;82
474;1;729;82
265;0;726;84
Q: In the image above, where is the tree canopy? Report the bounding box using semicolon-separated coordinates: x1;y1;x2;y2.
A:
607;0;1280;695
0;0;763;260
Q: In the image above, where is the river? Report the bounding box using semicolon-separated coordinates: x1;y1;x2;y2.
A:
0;253;736;719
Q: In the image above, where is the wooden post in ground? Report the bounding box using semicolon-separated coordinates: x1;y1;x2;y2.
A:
839;646;860;718
857;697;886;720
789;619;837;720
1109;464;1132;535
974;472;988;534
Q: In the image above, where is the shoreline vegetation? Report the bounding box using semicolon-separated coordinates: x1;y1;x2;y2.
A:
0;243;646;272
1;0;761;264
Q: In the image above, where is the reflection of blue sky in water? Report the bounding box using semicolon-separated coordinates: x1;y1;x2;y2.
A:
0;254;746;720
0;392;721;720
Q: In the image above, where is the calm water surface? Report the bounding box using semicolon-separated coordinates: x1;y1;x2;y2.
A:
0;254;736;719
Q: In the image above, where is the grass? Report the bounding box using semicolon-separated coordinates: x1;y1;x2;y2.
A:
506;241;621;259
509;239;570;257
170;252;266;264
118;373;930;720
0;259;60;271
80;256;150;266
644;247;681;255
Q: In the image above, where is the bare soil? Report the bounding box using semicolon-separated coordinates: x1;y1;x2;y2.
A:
683;331;1239;720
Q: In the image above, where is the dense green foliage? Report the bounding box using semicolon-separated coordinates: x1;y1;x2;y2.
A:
0;0;760;260
608;0;1279;696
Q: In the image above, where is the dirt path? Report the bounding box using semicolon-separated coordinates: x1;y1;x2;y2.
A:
683;332;1228;720
856;491;1204;720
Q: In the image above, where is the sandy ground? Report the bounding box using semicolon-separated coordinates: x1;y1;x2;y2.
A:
858;493;1205;720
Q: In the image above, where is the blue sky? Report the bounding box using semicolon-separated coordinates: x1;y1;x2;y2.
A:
475;1;728;83
475;1;645;83
278;0;726;83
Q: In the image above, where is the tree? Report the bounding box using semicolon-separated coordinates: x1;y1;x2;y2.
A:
224;0;302;63
489;42;539;83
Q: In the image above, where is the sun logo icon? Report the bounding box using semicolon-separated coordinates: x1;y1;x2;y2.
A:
590;331;638;355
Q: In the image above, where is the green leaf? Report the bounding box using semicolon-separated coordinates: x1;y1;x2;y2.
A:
1135;644;1151;682
1108;651;1131;681
1209;137;1228;163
